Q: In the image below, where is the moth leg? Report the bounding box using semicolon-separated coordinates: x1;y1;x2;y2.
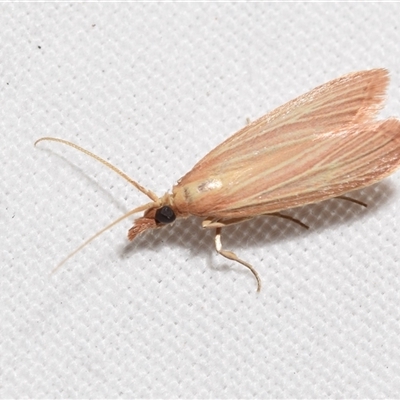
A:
336;195;367;207
214;227;261;292
267;212;309;229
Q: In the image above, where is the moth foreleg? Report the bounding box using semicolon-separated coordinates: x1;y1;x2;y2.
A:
214;227;261;292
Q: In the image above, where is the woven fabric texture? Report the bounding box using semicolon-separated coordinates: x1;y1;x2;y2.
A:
2;3;400;398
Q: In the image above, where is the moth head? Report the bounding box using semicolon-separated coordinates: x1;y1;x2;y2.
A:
128;194;177;241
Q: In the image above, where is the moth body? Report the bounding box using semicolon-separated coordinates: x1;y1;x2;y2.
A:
36;68;400;291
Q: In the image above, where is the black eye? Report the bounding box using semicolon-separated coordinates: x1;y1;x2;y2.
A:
155;206;176;224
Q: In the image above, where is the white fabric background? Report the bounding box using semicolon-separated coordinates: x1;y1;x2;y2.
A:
2;3;400;398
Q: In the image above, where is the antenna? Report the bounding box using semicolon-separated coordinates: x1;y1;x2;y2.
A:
51;202;155;273
35;137;159;202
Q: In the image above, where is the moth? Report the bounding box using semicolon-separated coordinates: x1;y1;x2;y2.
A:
36;69;400;291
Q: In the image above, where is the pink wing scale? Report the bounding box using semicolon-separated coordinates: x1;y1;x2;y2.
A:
173;69;400;218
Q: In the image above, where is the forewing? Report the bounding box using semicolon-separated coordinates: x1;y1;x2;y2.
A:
173;70;400;218
180;69;389;183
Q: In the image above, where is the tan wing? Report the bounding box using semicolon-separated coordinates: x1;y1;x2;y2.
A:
172;69;400;218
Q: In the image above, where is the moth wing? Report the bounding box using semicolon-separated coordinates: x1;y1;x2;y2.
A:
173;69;400;218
